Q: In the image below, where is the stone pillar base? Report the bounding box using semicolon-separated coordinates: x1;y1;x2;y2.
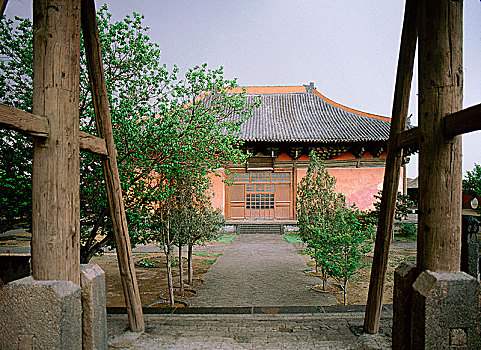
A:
0;276;82;349
411;270;481;349
392;261;418;350
81;264;108;350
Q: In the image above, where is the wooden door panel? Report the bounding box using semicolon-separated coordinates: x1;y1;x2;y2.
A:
275;184;291;218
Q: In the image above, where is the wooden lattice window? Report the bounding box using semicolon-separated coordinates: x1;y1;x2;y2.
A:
246;193;274;209
271;173;290;182
250;173;270;182
232;173;249;183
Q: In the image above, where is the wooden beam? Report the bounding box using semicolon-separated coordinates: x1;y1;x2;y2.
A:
417;0;463;273
79;131;108;155
81;0;144;332
0;0;8;19
31;0;81;284
444;103;481;138
397;127;419;150
398;103;481;150
0;103;49;137
363;0;419;334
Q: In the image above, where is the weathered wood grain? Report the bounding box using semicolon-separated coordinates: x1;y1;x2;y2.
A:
31;0;81;284
0;104;49;137
397;127;419;150
417;0;463;272
81;0;144;332
363;0;419;334
444;103;481;138
79;131;108;155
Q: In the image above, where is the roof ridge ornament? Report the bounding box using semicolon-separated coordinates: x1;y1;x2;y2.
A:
304;82;316;94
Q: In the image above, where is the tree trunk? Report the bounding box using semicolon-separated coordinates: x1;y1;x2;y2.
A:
343;279;348;305
165;244;175;307
178;244;184;297
322;269;327;291
188;244;194;285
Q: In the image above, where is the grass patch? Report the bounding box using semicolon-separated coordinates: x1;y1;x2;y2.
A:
202;260;216;265
283;233;303;243
213;234;237;243
193;252;223;257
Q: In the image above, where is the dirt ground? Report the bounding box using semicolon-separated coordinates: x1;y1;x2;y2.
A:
1;231;416;306
302;245;417;305
91;250;221;308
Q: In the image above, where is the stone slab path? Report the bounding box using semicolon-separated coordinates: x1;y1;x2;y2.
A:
107;313;392;349
189;234;337;307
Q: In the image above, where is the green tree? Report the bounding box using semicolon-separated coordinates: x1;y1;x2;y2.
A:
146;64;259;306
0;8;173;258
0;16;34;232
297;151;344;289
357;190;415;234
464;164;481;214
312;206;371;304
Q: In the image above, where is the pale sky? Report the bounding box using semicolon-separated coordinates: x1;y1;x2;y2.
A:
6;1;481;178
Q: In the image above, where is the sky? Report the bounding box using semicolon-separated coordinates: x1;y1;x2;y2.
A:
6;1;481;178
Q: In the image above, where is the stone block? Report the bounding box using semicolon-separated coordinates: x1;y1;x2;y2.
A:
81;264;108;350
411;270;481;349
0;276;82;349
392;261;417;350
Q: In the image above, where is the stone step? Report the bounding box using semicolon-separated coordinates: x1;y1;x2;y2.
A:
237;224;282;234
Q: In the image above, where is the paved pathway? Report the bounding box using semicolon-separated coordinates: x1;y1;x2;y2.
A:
107;313;392;349
189;234;337;307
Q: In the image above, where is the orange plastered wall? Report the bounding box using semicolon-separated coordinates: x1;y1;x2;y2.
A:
296;167;398;211
208;169;226;214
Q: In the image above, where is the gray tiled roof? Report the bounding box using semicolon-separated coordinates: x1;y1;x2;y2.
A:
237;90;391;143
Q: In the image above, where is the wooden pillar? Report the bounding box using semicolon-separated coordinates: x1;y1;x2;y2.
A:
417;0;463;272
31;0;81;284
81;0;144;331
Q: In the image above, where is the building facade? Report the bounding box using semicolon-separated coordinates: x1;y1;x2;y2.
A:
210;83;400;222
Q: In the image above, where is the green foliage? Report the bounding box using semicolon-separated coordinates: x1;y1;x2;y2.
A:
397;222;417;239
0;16;34;232
283;233;303;244
464;164;481;214
296;152;372;304
0;8;259;267
311;206;371;304
192;252;222;257
212;234;237;243
357;190;415;232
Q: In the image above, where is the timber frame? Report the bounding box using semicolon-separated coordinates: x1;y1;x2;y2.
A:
0;0;144;331
364;0;481;334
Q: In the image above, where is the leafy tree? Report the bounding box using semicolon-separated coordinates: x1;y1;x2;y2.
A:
357;190;415;233
145;65;259;306
312;206;371;304
297;152;372;299
0;8;252;265
0;8;172;258
297;151;344;288
0;16;33;232
464;164;481;214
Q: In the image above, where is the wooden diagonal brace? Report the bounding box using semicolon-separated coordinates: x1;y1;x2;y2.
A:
364;0;419;334
81;0;144;332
